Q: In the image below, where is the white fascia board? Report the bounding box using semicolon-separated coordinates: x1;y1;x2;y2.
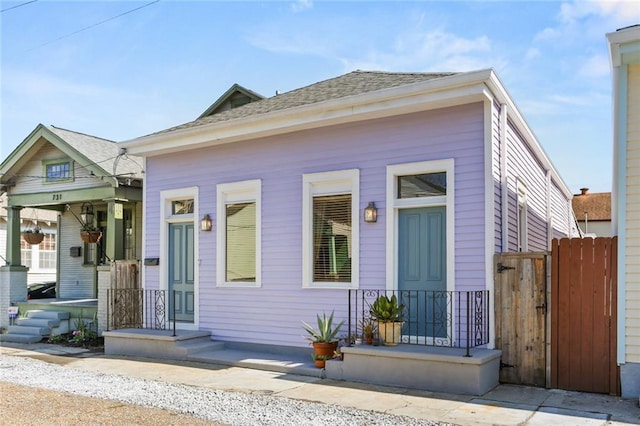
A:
608;26;640;66
122;70;495;157
484;71;573;200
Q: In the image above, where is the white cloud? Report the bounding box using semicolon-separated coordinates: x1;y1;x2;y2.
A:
578;54;611;78
291;0;313;13
559;0;639;24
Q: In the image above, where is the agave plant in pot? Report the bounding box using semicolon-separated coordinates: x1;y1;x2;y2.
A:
302;311;345;368
370;294;405;346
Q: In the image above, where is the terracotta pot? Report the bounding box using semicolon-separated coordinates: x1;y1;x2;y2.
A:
314;359;326;368
312;341;338;358
80;230;102;244
22;232;44;245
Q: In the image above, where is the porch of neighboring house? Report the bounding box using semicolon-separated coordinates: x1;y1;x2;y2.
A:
102;288;501;395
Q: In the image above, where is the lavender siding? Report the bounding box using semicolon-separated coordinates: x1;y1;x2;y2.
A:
143;103;486;347
504;120;553;251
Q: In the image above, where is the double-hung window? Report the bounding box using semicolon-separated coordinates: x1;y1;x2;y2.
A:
217;180;261;287
303;169;359;288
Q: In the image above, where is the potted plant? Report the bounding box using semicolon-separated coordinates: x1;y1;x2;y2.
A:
302;311;345;368
370;294;404;346
22;226;45;245
358;317;377;345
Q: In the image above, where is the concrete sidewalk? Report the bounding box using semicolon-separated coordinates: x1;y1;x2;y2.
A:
1;342;638;426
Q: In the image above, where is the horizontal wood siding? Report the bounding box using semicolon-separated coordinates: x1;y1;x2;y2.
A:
11;140;111;195
57;207;95;298
549;179;571;239
144;103;486;347
504;119;570;251
626;62;640;362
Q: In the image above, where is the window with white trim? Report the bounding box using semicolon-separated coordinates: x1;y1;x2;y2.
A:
217;180;261;287
303;169;359;288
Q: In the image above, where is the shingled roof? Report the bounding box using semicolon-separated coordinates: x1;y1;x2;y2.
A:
149;71;457;137
572;188;611;221
47;125;144;180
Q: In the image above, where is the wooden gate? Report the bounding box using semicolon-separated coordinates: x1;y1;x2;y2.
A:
551;237;619;395
110;260;142;329
494;252;548;387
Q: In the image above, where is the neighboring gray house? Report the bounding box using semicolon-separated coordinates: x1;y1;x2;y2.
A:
0;124;143;332
119;69;578;352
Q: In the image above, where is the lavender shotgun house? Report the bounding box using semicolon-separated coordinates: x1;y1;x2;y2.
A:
116;70;575;389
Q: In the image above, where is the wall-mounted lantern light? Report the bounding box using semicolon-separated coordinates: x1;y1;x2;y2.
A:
364;202;378;223
200;214;213;232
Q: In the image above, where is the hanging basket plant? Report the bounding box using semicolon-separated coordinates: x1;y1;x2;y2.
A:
22;228;45;245
80;229;102;244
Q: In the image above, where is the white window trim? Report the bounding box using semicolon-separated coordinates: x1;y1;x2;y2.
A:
159;186;199;330
517;179;528;252
386;159;455;293
216;179;262;288
302;169;359;289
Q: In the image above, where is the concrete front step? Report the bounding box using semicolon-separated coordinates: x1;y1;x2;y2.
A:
27;310;70;320
0;333;45;344
2;309;72;342
8;324;51;336
17;318;61;328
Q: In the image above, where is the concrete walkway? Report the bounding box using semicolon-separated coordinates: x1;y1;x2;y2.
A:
1;342;638;426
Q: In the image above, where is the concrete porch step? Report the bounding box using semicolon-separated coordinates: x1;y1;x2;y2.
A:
16;317;61;328
8;324;50;336
27;310;70;320
0;333;45;344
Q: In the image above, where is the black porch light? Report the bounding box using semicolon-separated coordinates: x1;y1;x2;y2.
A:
364;201;378;223
200;214;213;232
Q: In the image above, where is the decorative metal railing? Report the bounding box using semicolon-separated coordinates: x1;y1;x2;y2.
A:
347;289;490;357
107;289;176;336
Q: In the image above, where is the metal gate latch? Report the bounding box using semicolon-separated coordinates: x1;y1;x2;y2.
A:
497;263;516;273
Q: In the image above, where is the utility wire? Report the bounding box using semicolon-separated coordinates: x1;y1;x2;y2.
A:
1;0;38;13
26;0;160;52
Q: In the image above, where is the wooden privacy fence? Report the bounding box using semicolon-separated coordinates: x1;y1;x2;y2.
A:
551;237;619;395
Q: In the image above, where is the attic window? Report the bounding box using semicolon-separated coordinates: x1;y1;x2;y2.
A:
43;159;73;183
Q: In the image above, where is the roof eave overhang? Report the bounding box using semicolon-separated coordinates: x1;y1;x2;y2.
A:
122;69;495;157
484;71;573;199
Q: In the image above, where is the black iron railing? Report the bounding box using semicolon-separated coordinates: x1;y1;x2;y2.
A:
107;289;176;336
347;289;490;356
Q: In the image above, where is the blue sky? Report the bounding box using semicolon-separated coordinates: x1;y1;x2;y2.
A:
1;1;638;193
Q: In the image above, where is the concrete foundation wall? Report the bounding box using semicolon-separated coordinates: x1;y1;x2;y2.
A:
620;362;640;399
329;345;501;396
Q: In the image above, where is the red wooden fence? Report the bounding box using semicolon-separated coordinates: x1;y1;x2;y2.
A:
550;237;619;395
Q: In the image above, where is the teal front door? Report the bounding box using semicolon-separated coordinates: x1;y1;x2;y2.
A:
168;223;194;322
398;206;447;339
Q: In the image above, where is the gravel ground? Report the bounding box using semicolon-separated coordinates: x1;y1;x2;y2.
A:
0;355;442;426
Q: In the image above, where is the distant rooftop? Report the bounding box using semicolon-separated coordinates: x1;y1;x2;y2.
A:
572;188;611;221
